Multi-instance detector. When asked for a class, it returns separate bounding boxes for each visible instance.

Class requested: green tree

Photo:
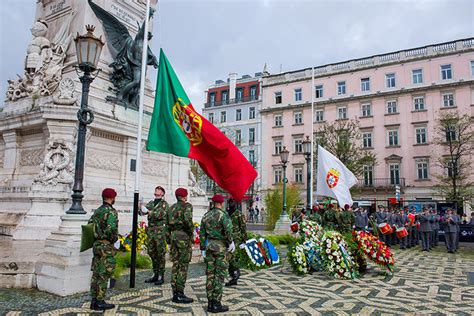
[433,111,473,212]
[315,119,376,178]
[264,183,302,230]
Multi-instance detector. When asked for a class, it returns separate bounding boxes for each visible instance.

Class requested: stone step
[0,212,26,237]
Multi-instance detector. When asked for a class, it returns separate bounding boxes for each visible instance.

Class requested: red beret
[175,188,188,197]
[102,188,117,199]
[344,204,350,210]
[155,186,165,194]
[211,194,225,203]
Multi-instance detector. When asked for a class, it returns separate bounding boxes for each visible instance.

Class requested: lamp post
[274,146,290,231]
[302,136,312,213]
[67,25,104,214]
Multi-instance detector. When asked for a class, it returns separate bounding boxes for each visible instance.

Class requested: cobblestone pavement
[1,244,474,315]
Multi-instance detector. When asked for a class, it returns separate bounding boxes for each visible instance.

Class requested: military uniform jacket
[229,210,248,245]
[88,202,119,244]
[443,215,459,233]
[375,211,387,224]
[433,214,440,230]
[199,207,233,252]
[418,214,432,232]
[354,211,368,229]
[167,200,194,241]
[145,199,169,234]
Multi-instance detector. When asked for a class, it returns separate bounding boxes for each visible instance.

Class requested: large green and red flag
[147,49,257,201]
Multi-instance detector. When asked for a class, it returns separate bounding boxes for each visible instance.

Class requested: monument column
[3,130,19,175]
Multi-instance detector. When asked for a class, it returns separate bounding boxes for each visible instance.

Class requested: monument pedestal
[273,213,291,235]
[36,214,93,296]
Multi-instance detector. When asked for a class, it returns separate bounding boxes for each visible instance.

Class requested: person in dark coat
[418,209,432,251]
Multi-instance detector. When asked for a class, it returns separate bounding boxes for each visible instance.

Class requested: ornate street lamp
[302,136,312,213]
[279,146,290,222]
[67,25,104,214]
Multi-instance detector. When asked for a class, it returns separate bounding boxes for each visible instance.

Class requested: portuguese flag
[147,49,257,201]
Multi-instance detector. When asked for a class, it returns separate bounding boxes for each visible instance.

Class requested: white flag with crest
[316,145,358,207]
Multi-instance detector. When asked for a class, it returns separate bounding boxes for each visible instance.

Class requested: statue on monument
[88,0,158,109]
[5,13,75,102]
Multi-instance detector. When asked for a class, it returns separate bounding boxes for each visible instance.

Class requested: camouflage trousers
[205,250,228,302]
[227,251,239,273]
[147,231,167,275]
[90,241,116,300]
[170,232,192,292]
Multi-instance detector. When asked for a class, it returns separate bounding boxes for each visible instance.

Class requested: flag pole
[310,66,315,207]
[130,0,151,288]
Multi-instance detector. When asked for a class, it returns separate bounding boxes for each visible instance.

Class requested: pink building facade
[261,38,474,207]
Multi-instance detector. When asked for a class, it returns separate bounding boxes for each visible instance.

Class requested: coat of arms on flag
[244,238,280,267]
[326,168,341,189]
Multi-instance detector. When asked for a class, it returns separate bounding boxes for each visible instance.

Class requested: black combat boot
[90,299,115,311]
[207,300,214,312]
[154,274,164,285]
[145,274,158,283]
[234,268,241,280]
[209,301,229,313]
[172,291,194,304]
[225,276,237,287]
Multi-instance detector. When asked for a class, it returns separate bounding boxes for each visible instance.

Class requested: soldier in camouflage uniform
[141,185,169,285]
[225,198,247,287]
[200,194,234,313]
[89,188,119,311]
[167,188,194,304]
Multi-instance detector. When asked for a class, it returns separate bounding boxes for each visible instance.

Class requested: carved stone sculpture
[88,0,158,109]
[34,141,74,186]
[5,13,74,102]
[52,78,77,105]
[189,168,206,197]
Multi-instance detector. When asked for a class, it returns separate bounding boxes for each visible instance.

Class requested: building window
[337,106,347,120]
[416,159,429,180]
[275,91,282,104]
[235,129,241,146]
[413,96,425,111]
[314,109,324,122]
[361,103,372,117]
[249,107,256,119]
[209,93,216,106]
[386,73,396,88]
[249,128,255,145]
[412,69,423,84]
[445,126,457,142]
[236,109,242,121]
[315,85,324,98]
[274,140,283,155]
[362,132,372,148]
[415,127,427,144]
[361,78,370,91]
[250,86,257,100]
[236,88,243,102]
[295,88,302,102]
[337,81,346,95]
[363,165,374,186]
[274,168,283,183]
[294,167,303,183]
[388,129,399,146]
[471,61,474,76]
[208,113,214,124]
[442,92,455,107]
[446,159,458,178]
[220,111,226,123]
[248,150,255,166]
[294,112,303,124]
[294,137,303,153]
[274,114,282,127]
[221,91,228,104]
[387,100,398,114]
[441,64,452,80]
[390,164,401,185]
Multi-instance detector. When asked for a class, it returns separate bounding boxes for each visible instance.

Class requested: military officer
[200,194,234,313]
[225,198,247,287]
[167,188,194,304]
[141,185,169,285]
[444,209,458,253]
[418,209,432,251]
[89,188,119,311]
[375,206,387,243]
[433,210,440,247]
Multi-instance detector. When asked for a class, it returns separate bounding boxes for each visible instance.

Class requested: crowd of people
[290,204,470,254]
[247,205,264,223]
[87,186,247,313]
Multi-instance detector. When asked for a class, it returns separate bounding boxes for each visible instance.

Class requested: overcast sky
[1,0,473,112]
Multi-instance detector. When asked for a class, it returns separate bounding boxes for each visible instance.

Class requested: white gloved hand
[239,243,246,249]
[113,240,121,250]
[227,241,235,253]
[201,250,206,258]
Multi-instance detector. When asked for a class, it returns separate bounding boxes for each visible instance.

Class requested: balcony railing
[204,95,260,108]
[356,177,405,188]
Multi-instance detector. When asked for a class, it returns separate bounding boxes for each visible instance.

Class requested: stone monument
[0,0,208,294]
